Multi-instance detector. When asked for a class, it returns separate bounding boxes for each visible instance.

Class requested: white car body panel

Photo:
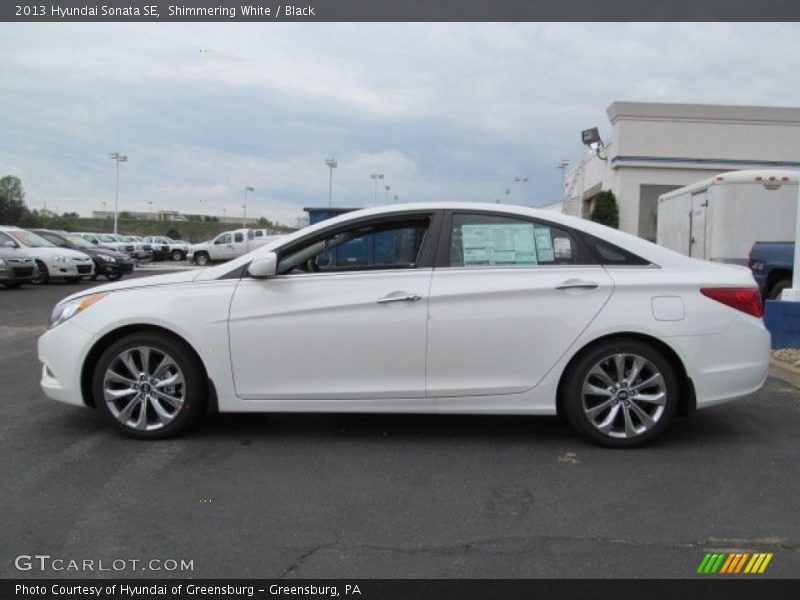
[37,202,770,420]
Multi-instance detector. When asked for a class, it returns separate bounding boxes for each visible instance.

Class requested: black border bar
[4,579,800,600]
[4,0,800,22]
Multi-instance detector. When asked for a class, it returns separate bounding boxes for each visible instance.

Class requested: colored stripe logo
[697,552,773,574]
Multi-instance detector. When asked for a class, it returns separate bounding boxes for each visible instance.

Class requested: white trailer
[657,169,799,264]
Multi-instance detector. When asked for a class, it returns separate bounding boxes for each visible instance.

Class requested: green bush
[589,190,619,229]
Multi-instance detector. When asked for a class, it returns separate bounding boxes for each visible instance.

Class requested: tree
[166,227,182,240]
[119,211,133,220]
[589,190,620,229]
[0,175,35,226]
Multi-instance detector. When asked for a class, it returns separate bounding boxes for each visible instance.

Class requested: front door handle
[555,280,599,290]
[377,293,422,304]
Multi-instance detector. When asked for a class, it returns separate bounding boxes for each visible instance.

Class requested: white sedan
[38,203,769,447]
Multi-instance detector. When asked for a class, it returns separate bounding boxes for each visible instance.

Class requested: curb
[769,357,800,389]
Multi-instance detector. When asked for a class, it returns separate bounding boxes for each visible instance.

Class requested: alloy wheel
[581,353,667,439]
[102,346,186,431]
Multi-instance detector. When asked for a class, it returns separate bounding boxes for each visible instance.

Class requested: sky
[2,22,800,226]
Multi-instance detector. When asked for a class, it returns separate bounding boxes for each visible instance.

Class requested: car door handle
[377,293,422,304]
[555,280,599,290]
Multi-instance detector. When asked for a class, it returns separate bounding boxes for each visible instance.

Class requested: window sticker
[534,227,555,262]
[554,236,573,259]
[461,223,537,266]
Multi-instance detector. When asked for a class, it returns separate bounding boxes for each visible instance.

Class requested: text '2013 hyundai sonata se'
[38,203,770,447]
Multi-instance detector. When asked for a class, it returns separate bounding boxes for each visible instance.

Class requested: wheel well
[80,324,212,409]
[766,269,792,294]
[555,333,696,418]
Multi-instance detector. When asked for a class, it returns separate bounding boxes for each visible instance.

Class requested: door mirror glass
[248,252,278,279]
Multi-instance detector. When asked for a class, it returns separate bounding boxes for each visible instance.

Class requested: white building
[563,101,800,241]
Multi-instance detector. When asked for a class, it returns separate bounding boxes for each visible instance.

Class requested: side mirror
[248,252,278,279]
[2,240,17,248]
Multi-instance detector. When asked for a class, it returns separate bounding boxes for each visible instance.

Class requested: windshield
[63,234,95,248]
[8,230,56,248]
[97,234,117,242]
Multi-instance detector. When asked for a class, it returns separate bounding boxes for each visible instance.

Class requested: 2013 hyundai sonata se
[38,203,770,447]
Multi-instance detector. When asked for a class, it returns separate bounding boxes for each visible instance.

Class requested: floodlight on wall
[581,127,608,160]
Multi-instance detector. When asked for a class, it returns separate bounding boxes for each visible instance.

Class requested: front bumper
[95,259,135,275]
[0,264,38,283]
[39,321,94,407]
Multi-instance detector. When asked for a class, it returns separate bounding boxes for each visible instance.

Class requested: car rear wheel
[171,249,185,261]
[32,261,49,284]
[194,252,210,266]
[92,332,206,439]
[562,339,679,448]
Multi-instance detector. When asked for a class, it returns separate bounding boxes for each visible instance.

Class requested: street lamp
[504,188,511,203]
[108,152,128,234]
[558,159,570,193]
[148,200,153,220]
[325,158,338,208]
[514,176,529,204]
[370,173,384,206]
[393,194,399,203]
[384,184,391,205]
[243,186,254,229]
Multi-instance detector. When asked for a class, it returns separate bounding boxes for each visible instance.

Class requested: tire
[3,282,22,289]
[562,339,679,448]
[32,260,49,284]
[769,279,791,301]
[89,274,99,281]
[105,272,123,281]
[194,252,210,266]
[171,249,185,261]
[92,332,207,440]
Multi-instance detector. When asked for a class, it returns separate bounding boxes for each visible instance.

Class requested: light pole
[514,176,529,204]
[558,159,570,195]
[384,184,391,204]
[222,207,227,221]
[370,173,384,206]
[325,158,338,208]
[243,186,254,229]
[148,200,153,219]
[108,152,128,234]
[393,194,399,203]
[504,188,511,203]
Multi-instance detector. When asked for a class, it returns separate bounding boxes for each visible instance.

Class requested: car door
[211,233,235,260]
[426,211,614,399]
[228,212,440,401]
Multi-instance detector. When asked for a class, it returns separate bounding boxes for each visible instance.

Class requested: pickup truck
[748,241,794,300]
[188,228,283,266]
[143,236,190,261]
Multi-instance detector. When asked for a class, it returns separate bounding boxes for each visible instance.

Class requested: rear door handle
[555,280,599,290]
[377,293,422,304]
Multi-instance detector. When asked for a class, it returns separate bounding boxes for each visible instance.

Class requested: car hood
[79,247,132,260]
[22,246,93,260]
[58,269,201,304]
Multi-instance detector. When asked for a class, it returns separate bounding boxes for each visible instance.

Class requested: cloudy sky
[1,22,800,225]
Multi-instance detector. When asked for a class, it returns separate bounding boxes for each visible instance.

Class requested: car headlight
[48,293,107,329]
[98,254,117,263]
[52,255,70,264]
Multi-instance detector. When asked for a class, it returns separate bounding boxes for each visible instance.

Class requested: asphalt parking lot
[1,271,798,579]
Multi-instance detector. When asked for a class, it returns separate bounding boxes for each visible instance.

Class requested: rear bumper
[671,315,770,409]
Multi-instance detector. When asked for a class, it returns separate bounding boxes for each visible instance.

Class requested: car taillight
[701,287,763,318]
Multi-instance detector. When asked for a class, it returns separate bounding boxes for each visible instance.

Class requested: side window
[254,230,263,238]
[0,231,17,246]
[234,232,244,243]
[448,213,578,267]
[215,234,232,245]
[580,234,651,266]
[278,218,430,275]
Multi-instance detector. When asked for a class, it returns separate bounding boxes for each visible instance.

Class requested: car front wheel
[562,339,678,448]
[194,252,210,266]
[171,249,185,261]
[92,332,206,439]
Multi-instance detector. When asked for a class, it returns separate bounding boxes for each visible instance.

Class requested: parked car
[748,241,794,300]
[38,203,769,446]
[76,232,136,257]
[32,229,135,282]
[143,236,190,261]
[188,228,281,265]
[0,243,38,289]
[118,235,153,262]
[0,226,94,283]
